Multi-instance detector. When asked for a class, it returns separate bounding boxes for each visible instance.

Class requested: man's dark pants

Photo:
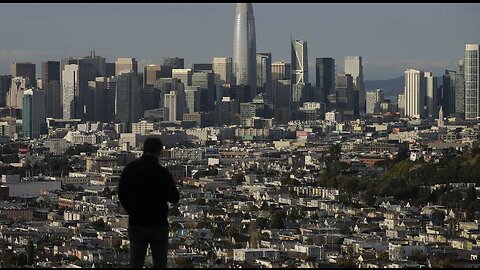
[128,224,169,268]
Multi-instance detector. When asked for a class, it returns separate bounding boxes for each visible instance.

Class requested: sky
[0,3,479,81]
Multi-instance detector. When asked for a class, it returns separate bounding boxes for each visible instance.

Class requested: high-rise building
[163,57,184,69]
[291,40,308,85]
[233,3,256,90]
[366,89,384,114]
[256,53,272,99]
[115,72,141,129]
[88,77,108,122]
[344,56,365,115]
[192,63,213,72]
[212,57,233,85]
[62,64,79,119]
[172,69,193,86]
[22,88,46,139]
[164,91,178,122]
[398,94,405,117]
[464,44,480,120]
[7,77,30,111]
[274,79,292,124]
[0,75,12,107]
[192,71,215,112]
[336,73,355,120]
[272,61,291,81]
[11,63,36,87]
[424,71,438,118]
[116,58,138,76]
[185,86,200,114]
[42,61,60,83]
[61,54,106,120]
[105,62,116,77]
[105,76,117,122]
[215,96,239,126]
[144,64,161,89]
[442,69,465,119]
[404,68,425,119]
[315,58,335,105]
[42,61,62,118]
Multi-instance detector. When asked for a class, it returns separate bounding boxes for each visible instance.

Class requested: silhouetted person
[118,137,180,268]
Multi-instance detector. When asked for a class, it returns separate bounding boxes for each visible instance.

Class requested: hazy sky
[0,3,479,80]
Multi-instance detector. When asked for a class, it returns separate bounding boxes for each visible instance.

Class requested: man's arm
[118,165,132,213]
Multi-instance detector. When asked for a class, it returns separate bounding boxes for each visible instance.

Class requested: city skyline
[0,3,478,81]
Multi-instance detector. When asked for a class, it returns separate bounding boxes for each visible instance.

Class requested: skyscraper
[11,63,36,87]
[0,75,12,107]
[172,69,193,86]
[62,64,79,119]
[404,68,425,119]
[256,53,272,99]
[233,3,256,90]
[344,56,365,115]
[42,61,62,118]
[163,57,184,69]
[424,71,438,118]
[291,40,308,85]
[116,58,138,76]
[315,58,335,106]
[442,69,465,119]
[336,73,355,120]
[22,88,46,139]
[212,57,233,85]
[464,44,480,120]
[144,64,161,89]
[116,72,141,129]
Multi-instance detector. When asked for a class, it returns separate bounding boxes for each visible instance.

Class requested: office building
[42,61,62,118]
[404,69,425,119]
[212,57,233,85]
[315,58,335,105]
[366,89,384,114]
[62,64,79,119]
[116,72,141,129]
[291,39,308,85]
[163,57,184,69]
[192,71,215,112]
[22,88,46,139]
[344,56,365,115]
[164,91,178,122]
[442,69,465,118]
[336,73,355,120]
[424,71,438,118]
[11,63,36,87]
[256,52,272,99]
[465,44,480,120]
[144,64,161,89]
[105,62,116,77]
[116,58,138,76]
[0,75,12,107]
[7,77,30,110]
[233,3,256,90]
[185,86,201,114]
[172,69,193,86]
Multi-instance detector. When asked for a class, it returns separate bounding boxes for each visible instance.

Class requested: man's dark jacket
[118,154,180,226]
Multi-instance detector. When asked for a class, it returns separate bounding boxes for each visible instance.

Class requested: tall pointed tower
[233,3,256,92]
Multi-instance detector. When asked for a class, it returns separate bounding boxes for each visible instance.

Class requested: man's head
[143,137,163,158]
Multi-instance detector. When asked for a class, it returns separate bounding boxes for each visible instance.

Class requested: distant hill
[364,76,404,100]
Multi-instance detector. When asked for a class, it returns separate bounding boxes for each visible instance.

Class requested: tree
[463,186,477,209]
[92,218,106,231]
[431,210,445,226]
[26,239,34,265]
[175,257,194,268]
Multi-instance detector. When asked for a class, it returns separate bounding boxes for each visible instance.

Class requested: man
[118,137,180,268]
